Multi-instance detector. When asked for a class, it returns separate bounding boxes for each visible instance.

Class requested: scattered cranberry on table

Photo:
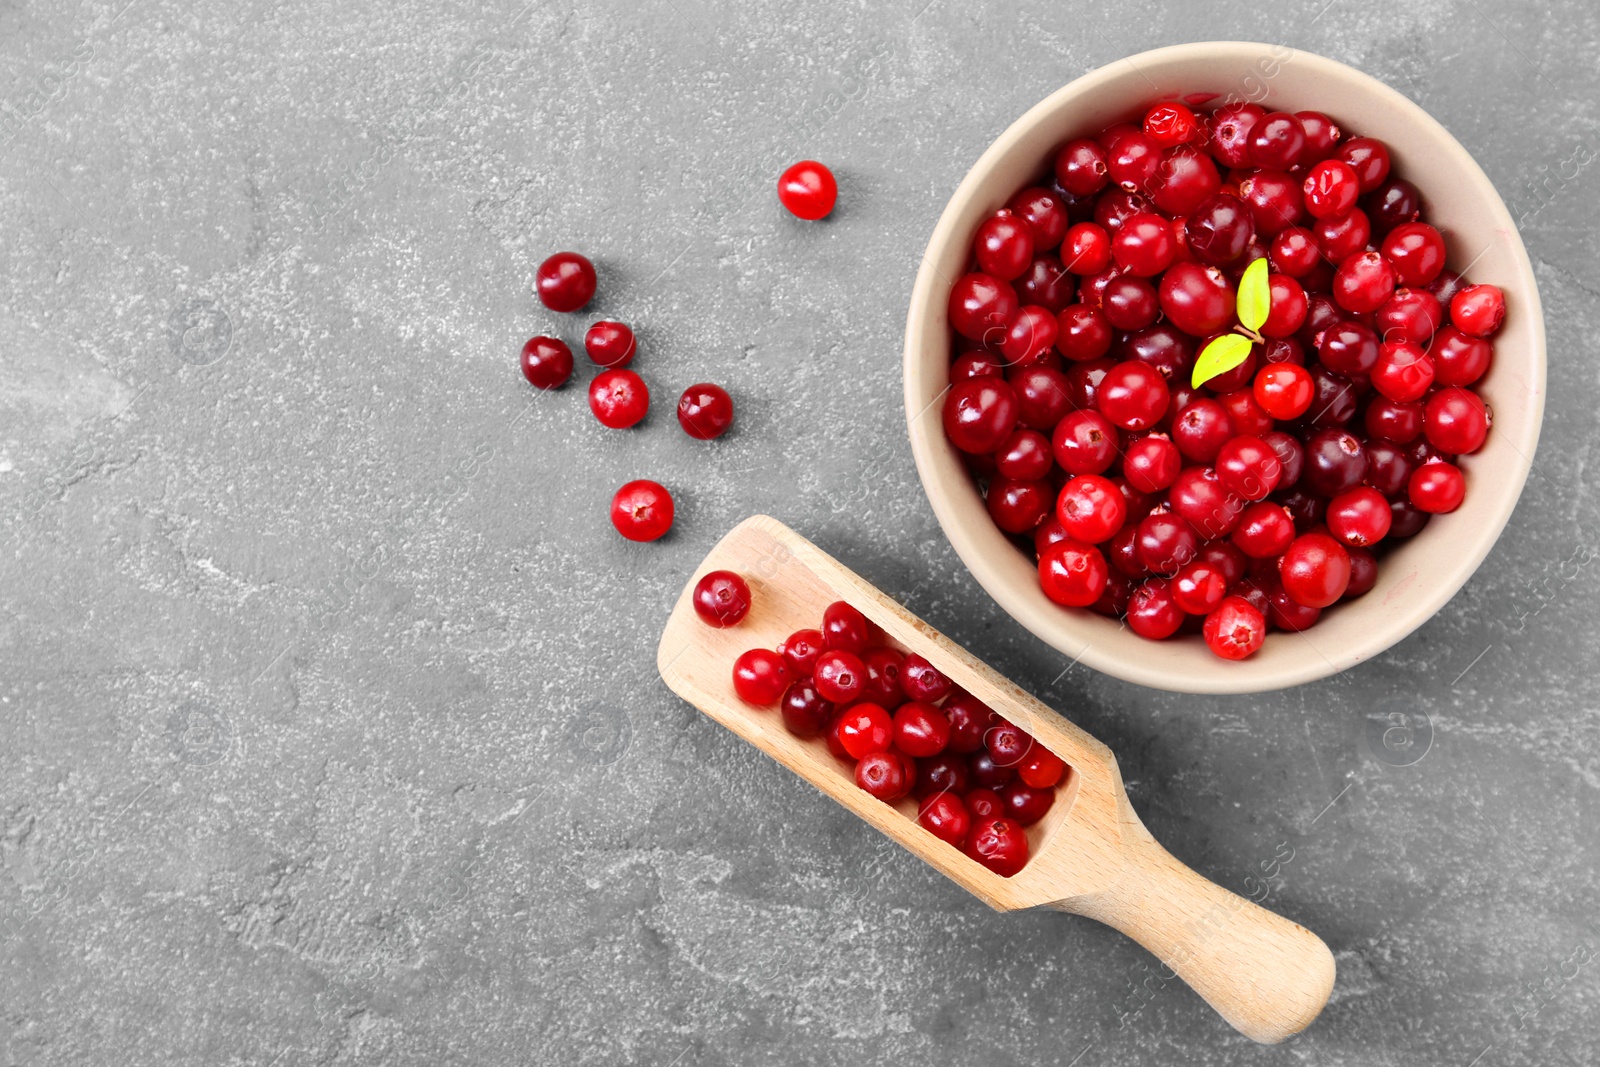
[777,160,838,221]
[727,596,1071,877]
[942,97,1506,660]
[677,383,735,440]
[584,320,637,367]
[589,369,650,429]
[609,479,674,542]
[534,251,597,312]
[519,336,573,390]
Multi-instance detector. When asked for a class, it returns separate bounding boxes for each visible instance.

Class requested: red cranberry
[1306,365,1359,427]
[534,251,597,312]
[732,649,791,705]
[1159,262,1235,335]
[1363,440,1415,497]
[975,209,1036,281]
[964,788,1004,821]
[1196,542,1248,587]
[1314,209,1371,263]
[1426,269,1469,306]
[1254,363,1314,420]
[1327,486,1392,547]
[1249,112,1306,170]
[610,480,674,541]
[968,749,1016,790]
[1136,511,1199,575]
[861,647,905,707]
[918,792,971,845]
[1171,398,1234,463]
[1056,304,1113,361]
[1203,596,1266,660]
[1107,130,1162,191]
[1367,178,1421,234]
[942,378,1018,453]
[1333,252,1397,314]
[1303,160,1360,219]
[776,159,838,219]
[1120,323,1196,381]
[894,702,952,758]
[677,383,734,439]
[1123,434,1182,493]
[1366,397,1424,443]
[590,369,650,429]
[519,336,574,390]
[1007,187,1069,250]
[1451,284,1506,337]
[1409,460,1466,514]
[1265,577,1322,631]
[1337,137,1391,192]
[1233,501,1296,558]
[1304,428,1368,496]
[1144,101,1199,145]
[915,754,971,798]
[1056,474,1126,543]
[987,478,1053,534]
[1318,320,1381,376]
[1429,326,1493,387]
[583,321,636,368]
[1038,538,1108,606]
[1239,170,1305,236]
[1345,547,1379,598]
[1101,276,1161,330]
[1051,410,1119,475]
[1210,102,1265,168]
[1112,213,1177,276]
[1061,223,1113,274]
[1279,532,1351,608]
[1217,436,1283,500]
[822,600,870,653]
[1054,138,1111,197]
[1000,782,1056,827]
[815,650,867,705]
[1171,466,1244,538]
[951,351,1004,381]
[948,273,1019,342]
[1127,577,1185,638]
[1424,387,1490,454]
[996,429,1055,481]
[1184,193,1255,267]
[1390,497,1433,536]
[693,570,751,627]
[942,693,993,754]
[1096,361,1170,430]
[1150,146,1221,216]
[1017,255,1076,311]
[965,816,1030,877]
[1000,305,1060,366]
[901,654,953,703]
[1172,560,1228,615]
[778,629,824,678]
[1270,226,1320,277]
[1018,748,1067,789]
[1372,341,1434,402]
[1260,274,1308,337]
[780,680,833,737]
[1376,289,1444,344]
[837,702,893,758]
[1380,222,1446,287]
[985,721,1035,768]
[855,751,911,801]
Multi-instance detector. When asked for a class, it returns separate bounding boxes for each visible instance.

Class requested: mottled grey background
[2,0,1597,1064]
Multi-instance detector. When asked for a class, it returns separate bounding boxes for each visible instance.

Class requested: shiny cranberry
[1054,138,1110,196]
[1019,748,1067,789]
[780,680,833,737]
[1279,532,1351,608]
[1254,363,1313,421]
[891,702,950,759]
[1055,304,1113,361]
[951,350,1004,381]
[1007,187,1069,250]
[992,429,1052,481]
[855,751,911,801]
[610,480,674,541]
[1056,474,1126,543]
[534,251,596,311]
[732,649,791,705]
[1304,429,1368,496]
[975,210,1035,281]
[1298,293,1342,348]
[1345,547,1379,598]
[1265,577,1322,631]
[1452,284,1506,337]
[777,160,837,219]
[1229,577,1272,616]
[1184,193,1254,267]
[1239,170,1305,236]
[1143,101,1199,144]
[778,629,824,678]
[1376,289,1444,344]
[1016,255,1076,312]
[1327,486,1392,547]
[1200,596,1265,660]
[1170,559,1227,615]
[1108,130,1162,191]
[1136,511,1199,576]
[1150,146,1221,216]
[519,336,574,389]
[1102,276,1161,331]
[1063,356,1115,410]
[1296,110,1342,159]
[1429,325,1493,387]
[589,369,650,429]
[1261,430,1305,486]
[1096,361,1170,430]
[1303,159,1359,219]
[1337,137,1391,192]
[1061,223,1112,275]
[918,792,971,845]
[1248,112,1305,169]
[1256,273,1306,339]
[1317,320,1380,377]
[815,650,867,705]
[1365,397,1424,443]
[1426,269,1469,306]
[999,305,1060,366]
[942,378,1018,453]
[583,321,636,368]
[1171,466,1244,538]
[968,749,1016,790]
[985,721,1035,769]
[1278,486,1327,531]
[1425,387,1490,454]
[1051,410,1119,475]
[1038,538,1109,607]
[1270,225,1320,277]
[1389,497,1432,537]
[964,788,1004,822]
[1232,501,1295,558]
[987,478,1052,534]
[1409,460,1466,513]
[1111,213,1176,276]
[1363,440,1415,497]
[915,754,970,798]
[693,570,751,627]
[860,647,905,707]
[1367,178,1422,234]
[1307,365,1359,427]
[1216,436,1283,500]
[936,694,988,756]
[1372,341,1434,402]
[1159,262,1235,335]
[900,654,952,704]
[965,816,1030,876]
[1123,433,1182,493]
[1314,209,1371,263]
[1379,222,1446,288]
[1120,324,1196,382]
[1000,781,1055,826]
[1333,252,1397,314]
[1210,102,1265,167]
[1171,398,1234,463]
[1008,365,1073,430]
[822,600,870,653]
[837,702,893,758]
[1127,577,1185,638]
[949,273,1019,342]
[1095,189,1154,234]
[672,382,732,439]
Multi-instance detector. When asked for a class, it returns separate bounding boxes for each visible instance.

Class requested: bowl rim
[903,41,1547,694]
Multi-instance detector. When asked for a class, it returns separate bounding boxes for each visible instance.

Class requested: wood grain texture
[657,515,1334,1043]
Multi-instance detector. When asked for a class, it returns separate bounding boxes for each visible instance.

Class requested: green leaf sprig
[1191,258,1271,389]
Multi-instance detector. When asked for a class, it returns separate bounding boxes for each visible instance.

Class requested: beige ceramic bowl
[905,42,1546,694]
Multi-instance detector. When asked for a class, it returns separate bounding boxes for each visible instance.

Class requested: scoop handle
[1059,819,1335,1044]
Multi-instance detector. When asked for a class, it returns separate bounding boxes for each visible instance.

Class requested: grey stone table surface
[2,0,1597,1064]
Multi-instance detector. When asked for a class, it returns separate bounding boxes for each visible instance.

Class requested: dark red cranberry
[861,647,906,707]
[942,693,993,754]
[1380,222,1446,288]
[1345,547,1379,598]
[1363,440,1415,497]
[948,273,1019,342]
[1136,511,1199,576]
[778,629,824,679]
[855,751,911,801]
[821,601,870,653]
[1232,501,1296,558]
[918,792,972,845]
[1119,323,1196,382]
[1426,269,1469,306]
[535,251,597,311]
[1306,365,1359,427]
[965,816,1030,877]
[677,383,734,439]
[1055,304,1113,361]
[975,209,1035,281]
[1127,577,1185,638]
[1054,138,1111,196]
[985,721,1035,768]
[610,480,673,541]
[1171,466,1244,539]
[693,570,752,627]
[1389,497,1431,538]
[1337,137,1391,192]
[1367,178,1422,234]
[1428,326,1493,387]
[1184,193,1255,267]
[520,336,574,389]
[964,788,1004,821]
[1265,577,1322,631]
[1276,487,1327,531]
[900,654,953,704]
[1262,430,1306,485]
[1000,305,1060,366]
[1107,130,1162,192]
[1000,781,1056,826]
[1364,397,1424,443]
[777,160,838,220]
[1017,255,1076,311]
[780,680,833,737]
[995,429,1055,481]
[968,749,1016,790]
[1249,112,1306,170]
[1239,170,1305,236]
[987,477,1053,533]
[1318,321,1381,376]
[915,754,971,798]
[1007,187,1069,250]
[1313,209,1371,263]
[1296,110,1342,160]
[951,350,1004,381]
[1035,518,1073,558]
[1159,262,1234,335]
[1111,213,1177,276]
[942,378,1018,453]
[1008,365,1073,430]
[1101,276,1161,330]
[1171,398,1234,463]
[732,648,791,705]
[583,321,636,368]
[1304,428,1368,496]
[1279,532,1351,608]
[894,702,952,758]
[1270,226,1320,277]
[1051,410,1119,475]
[1093,189,1154,234]
[1149,146,1221,216]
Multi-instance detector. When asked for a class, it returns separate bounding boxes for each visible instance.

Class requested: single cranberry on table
[692,570,752,627]
[919,792,972,845]
[610,480,674,541]
[855,751,911,802]
[583,320,636,367]
[589,369,650,429]
[519,336,573,390]
[732,649,790,705]
[677,383,734,439]
[777,160,837,220]
[534,251,596,312]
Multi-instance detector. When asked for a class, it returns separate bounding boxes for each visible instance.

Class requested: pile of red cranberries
[522,250,738,542]
[703,573,1069,878]
[942,99,1504,660]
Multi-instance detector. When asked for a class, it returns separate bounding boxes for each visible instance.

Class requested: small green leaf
[1237,257,1271,333]
[1192,333,1254,389]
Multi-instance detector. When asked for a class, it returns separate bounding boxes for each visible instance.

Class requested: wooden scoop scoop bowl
[656,516,1335,1043]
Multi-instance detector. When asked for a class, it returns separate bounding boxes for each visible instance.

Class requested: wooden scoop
[656,515,1335,1043]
